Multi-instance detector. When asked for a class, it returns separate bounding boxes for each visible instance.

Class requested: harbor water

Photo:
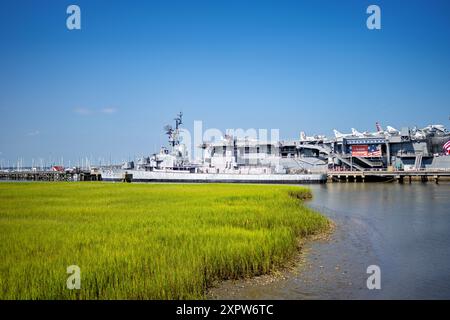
[211,182,450,299]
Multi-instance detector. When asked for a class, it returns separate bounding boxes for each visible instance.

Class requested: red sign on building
[351,145,368,157]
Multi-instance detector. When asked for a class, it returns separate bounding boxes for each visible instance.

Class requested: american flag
[444,140,450,155]
[368,144,381,157]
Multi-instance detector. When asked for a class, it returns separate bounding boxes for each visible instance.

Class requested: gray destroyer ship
[101,113,326,183]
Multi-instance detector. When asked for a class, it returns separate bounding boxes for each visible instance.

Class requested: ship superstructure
[134,112,198,172]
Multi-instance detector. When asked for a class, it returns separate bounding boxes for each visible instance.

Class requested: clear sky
[1,0,450,166]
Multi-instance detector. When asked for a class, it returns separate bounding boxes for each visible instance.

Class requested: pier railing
[327,169,450,183]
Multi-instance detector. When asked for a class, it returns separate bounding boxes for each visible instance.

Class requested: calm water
[212,182,450,299]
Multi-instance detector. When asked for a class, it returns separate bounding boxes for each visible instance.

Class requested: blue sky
[1,0,450,166]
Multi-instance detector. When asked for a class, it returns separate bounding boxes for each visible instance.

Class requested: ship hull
[100,169,327,184]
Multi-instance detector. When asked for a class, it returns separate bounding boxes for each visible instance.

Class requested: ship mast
[164,112,183,149]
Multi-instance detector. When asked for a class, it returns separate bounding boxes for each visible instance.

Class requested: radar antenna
[175,112,183,130]
[164,112,183,147]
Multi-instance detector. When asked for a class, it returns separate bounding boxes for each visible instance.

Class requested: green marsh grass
[0,182,329,299]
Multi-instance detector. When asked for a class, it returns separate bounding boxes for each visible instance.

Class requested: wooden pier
[328,170,450,183]
[1,169,449,184]
[0,171,102,182]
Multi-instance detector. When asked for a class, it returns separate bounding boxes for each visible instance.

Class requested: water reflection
[212,182,450,299]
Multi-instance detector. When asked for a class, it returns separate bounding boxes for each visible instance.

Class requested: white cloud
[26,130,40,136]
[74,107,93,115]
[100,107,117,114]
[73,107,118,115]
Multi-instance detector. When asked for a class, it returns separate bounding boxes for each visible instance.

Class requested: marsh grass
[0,182,329,299]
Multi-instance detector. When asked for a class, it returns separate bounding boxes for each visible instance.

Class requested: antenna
[376,122,382,132]
[175,112,183,129]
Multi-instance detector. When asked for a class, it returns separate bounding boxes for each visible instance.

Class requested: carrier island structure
[98,113,450,183]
